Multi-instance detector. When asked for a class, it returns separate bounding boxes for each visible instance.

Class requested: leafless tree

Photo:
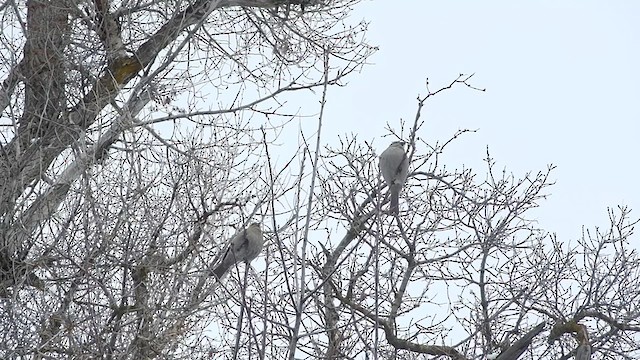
[1,1,639,359]
[0,0,373,358]
[303,76,640,359]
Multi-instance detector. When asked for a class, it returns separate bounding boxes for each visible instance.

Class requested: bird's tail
[389,184,401,214]
[211,263,230,279]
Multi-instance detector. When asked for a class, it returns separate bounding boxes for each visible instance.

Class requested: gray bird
[575,343,591,360]
[211,222,264,279]
[379,141,409,213]
[575,324,591,360]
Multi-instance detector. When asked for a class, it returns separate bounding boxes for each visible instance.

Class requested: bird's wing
[244,226,264,261]
[211,231,246,278]
[380,145,403,184]
[232,230,250,253]
[393,149,408,181]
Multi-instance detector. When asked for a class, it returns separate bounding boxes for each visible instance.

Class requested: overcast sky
[318,1,640,245]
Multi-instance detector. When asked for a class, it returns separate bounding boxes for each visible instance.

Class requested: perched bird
[575,324,591,360]
[211,222,264,279]
[379,141,409,213]
[547,320,592,360]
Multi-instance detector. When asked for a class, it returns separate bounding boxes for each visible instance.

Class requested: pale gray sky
[321,1,640,244]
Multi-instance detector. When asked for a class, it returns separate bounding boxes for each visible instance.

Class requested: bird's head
[391,140,406,148]
[249,222,262,230]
